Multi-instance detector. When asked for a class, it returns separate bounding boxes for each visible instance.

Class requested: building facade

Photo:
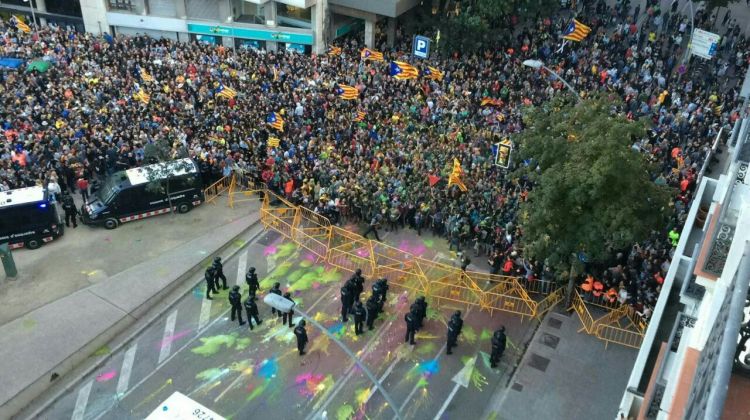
[27,0,422,54]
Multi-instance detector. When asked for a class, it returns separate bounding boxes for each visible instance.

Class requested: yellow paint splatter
[355,387,371,407]
[309,333,331,355]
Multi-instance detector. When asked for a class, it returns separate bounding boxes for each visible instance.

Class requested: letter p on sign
[413,35,430,59]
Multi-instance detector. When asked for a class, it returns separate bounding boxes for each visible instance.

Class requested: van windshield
[96,171,128,204]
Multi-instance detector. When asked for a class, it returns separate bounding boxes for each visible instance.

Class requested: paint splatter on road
[96,370,117,382]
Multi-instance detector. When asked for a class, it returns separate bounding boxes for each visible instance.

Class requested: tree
[513,95,673,295]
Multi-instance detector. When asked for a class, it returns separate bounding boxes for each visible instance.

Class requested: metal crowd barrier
[220,174,646,346]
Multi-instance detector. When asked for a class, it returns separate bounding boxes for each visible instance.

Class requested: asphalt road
[39,229,529,420]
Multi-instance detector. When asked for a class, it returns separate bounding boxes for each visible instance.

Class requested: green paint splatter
[480,351,493,370]
[336,403,355,420]
[274,243,298,259]
[462,326,477,344]
[487,411,499,420]
[196,367,227,381]
[422,239,434,248]
[287,268,306,282]
[355,387,371,407]
[22,319,37,329]
[299,260,313,268]
[233,239,246,248]
[246,380,269,401]
[319,268,342,284]
[416,342,436,355]
[235,337,251,350]
[416,377,429,388]
[192,334,236,356]
[426,307,442,321]
[93,346,110,357]
[470,368,488,390]
[480,328,492,341]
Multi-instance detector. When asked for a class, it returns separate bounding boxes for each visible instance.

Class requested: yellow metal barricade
[570,290,595,334]
[595,324,644,349]
[534,287,565,320]
[203,176,232,204]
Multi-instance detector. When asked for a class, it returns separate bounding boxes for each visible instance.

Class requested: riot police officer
[294,320,309,356]
[282,292,295,328]
[412,296,427,331]
[244,296,262,330]
[353,300,366,335]
[404,310,418,345]
[372,278,389,311]
[350,269,365,301]
[246,267,260,300]
[204,266,217,300]
[269,282,282,316]
[365,295,379,330]
[490,326,507,368]
[446,311,463,355]
[340,282,354,322]
[62,194,79,228]
[228,285,245,326]
[212,257,228,290]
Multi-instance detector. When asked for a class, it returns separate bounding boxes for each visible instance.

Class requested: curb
[11,213,265,420]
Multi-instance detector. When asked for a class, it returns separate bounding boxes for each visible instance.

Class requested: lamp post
[23,0,37,33]
[263,293,404,420]
[522,59,582,103]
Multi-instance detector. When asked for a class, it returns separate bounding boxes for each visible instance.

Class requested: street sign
[412,35,430,59]
[690,29,721,60]
[146,391,225,420]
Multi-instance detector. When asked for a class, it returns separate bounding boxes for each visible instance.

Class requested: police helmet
[232,285,240,291]
[417,296,425,302]
[214,256,221,263]
[274,281,281,288]
[355,268,362,276]
[454,310,462,318]
[298,319,306,327]
[498,325,506,333]
[284,292,291,298]
[249,267,256,273]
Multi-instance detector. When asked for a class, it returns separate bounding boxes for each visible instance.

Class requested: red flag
[428,175,441,187]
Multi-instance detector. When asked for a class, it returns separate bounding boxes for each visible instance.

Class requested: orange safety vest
[592,281,604,297]
[581,276,594,292]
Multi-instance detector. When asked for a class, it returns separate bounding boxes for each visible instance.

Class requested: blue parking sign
[413,35,430,59]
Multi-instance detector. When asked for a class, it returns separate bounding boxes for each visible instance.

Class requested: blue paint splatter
[257,358,279,379]
[192,286,204,300]
[417,360,440,378]
[327,322,345,338]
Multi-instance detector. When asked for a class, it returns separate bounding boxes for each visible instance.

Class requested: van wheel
[104,218,119,230]
[26,239,42,250]
[177,202,191,214]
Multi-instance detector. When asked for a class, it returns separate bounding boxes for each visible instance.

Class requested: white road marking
[158,310,178,364]
[433,356,476,420]
[116,343,138,396]
[70,380,93,420]
[362,352,403,405]
[198,296,212,331]
[237,249,247,287]
[396,343,448,418]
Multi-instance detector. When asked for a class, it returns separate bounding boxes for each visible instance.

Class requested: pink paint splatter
[158,329,192,349]
[303,252,316,262]
[312,282,321,290]
[263,245,278,256]
[295,373,325,397]
[355,248,370,258]
[96,370,117,382]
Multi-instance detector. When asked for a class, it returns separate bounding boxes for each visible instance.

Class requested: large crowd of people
[1,0,748,319]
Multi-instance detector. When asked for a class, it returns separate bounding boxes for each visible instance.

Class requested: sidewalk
[0,204,261,419]
[484,308,638,420]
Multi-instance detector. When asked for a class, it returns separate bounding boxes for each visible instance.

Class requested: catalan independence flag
[360,48,384,61]
[354,111,366,122]
[389,61,419,80]
[447,158,467,192]
[328,46,342,56]
[267,112,285,131]
[215,84,237,100]
[267,137,281,148]
[133,87,150,104]
[480,97,504,107]
[335,84,359,100]
[140,67,155,83]
[562,19,592,42]
[13,16,31,34]
[423,66,444,81]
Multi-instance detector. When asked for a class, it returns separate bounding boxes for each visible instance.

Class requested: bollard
[0,243,18,278]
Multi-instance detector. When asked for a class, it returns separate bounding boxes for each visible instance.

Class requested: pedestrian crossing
[116,344,138,397]
[158,310,178,364]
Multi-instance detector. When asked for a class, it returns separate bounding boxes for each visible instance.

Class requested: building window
[108,0,134,12]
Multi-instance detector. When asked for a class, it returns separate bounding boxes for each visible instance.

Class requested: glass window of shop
[277,4,310,29]
[236,1,265,25]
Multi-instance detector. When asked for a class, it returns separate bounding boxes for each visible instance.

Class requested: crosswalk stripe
[158,310,178,364]
[116,343,138,396]
[71,380,93,420]
[237,249,247,287]
[198,296,212,330]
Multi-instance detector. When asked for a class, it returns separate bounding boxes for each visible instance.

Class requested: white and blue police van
[0,186,63,249]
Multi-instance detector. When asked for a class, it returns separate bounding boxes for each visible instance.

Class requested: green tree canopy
[514,95,673,273]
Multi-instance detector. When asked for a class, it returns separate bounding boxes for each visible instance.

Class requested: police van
[81,158,204,229]
[0,186,64,249]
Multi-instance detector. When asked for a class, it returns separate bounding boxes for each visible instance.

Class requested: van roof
[125,158,198,186]
[0,186,46,209]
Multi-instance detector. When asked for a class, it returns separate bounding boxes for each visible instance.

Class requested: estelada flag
[389,61,419,80]
[423,66,444,81]
[447,158,467,191]
[268,137,280,147]
[13,16,31,34]
[335,84,359,100]
[267,112,285,131]
[360,48,384,61]
[481,97,504,107]
[354,111,366,122]
[562,19,592,42]
[328,46,342,56]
